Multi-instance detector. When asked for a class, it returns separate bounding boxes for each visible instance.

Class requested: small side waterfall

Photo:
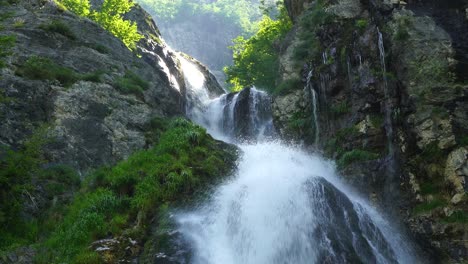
[377,28,394,155]
[162,52,420,264]
[306,69,319,145]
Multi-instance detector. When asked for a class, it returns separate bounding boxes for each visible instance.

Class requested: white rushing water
[172,52,419,264]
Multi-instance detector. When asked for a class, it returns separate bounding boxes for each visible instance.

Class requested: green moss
[420,141,445,163]
[337,149,380,168]
[39,20,76,40]
[419,181,441,195]
[335,126,359,142]
[458,135,468,146]
[114,70,150,95]
[413,198,447,214]
[89,43,109,54]
[369,114,384,128]
[16,56,104,87]
[443,210,468,223]
[0,35,15,68]
[16,56,78,86]
[355,18,369,32]
[330,101,350,116]
[81,70,105,83]
[273,77,302,96]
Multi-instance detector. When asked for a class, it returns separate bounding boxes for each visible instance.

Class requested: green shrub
[0,35,15,68]
[337,149,379,167]
[17,56,104,86]
[0,126,50,251]
[355,19,368,31]
[443,210,468,223]
[81,70,105,83]
[16,56,79,86]
[114,70,150,95]
[90,43,109,54]
[273,77,302,96]
[413,198,447,214]
[224,4,292,92]
[40,20,76,40]
[330,101,350,116]
[292,0,333,63]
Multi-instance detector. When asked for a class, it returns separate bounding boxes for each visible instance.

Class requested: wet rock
[91,236,141,263]
[445,147,468,194]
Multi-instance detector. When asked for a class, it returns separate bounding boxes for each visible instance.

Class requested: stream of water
[171,54,418,264]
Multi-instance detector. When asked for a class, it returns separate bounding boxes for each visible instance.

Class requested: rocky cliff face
[273,0,468,261]
[0,0,212,173]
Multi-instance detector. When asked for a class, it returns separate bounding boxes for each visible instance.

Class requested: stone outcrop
[0,0,194,173]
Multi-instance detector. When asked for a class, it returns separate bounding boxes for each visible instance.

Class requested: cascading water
[170,51,419,264]
[306,69,319,145]
[377,28,394,154]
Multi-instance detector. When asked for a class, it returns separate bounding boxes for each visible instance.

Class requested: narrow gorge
[0,0,466,263]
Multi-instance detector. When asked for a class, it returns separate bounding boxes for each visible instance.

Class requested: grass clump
[16,56,78,86]
[114,70,150,95]
[355,19,368,31]
[39,20,76,40]
[330,101,350,116]
[16,56,104,87]
[413,198,447,214]
[0,35,15,68]
[41,117,237,262]
[292,0,333,63]
[273,77,302,96]
[443,210,468,223]
[337,149,379,168]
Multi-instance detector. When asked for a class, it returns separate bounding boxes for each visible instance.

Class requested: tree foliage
[57,0,142,50]
[137,0,269,35]
[224,4,291,92]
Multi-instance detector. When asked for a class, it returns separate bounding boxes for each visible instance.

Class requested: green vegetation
[392,15,411,42]
[413,198,447,214]
[292,0,333,63]
[0,118,236,262]
[0,126,79,254]
[31,118,236,262]
[114,70,149,95]
[0,34,15,68]
[224,4,291,92]
[56,0,142,50]
[39,20,76,40]
[16,56,78,86]
[272,77,302,95]
[337,149,380,168]
[330,101,350,116]
[16,56,104,87]
[92,0,143,50]
[355,19,368,31]
[444,210,468,223]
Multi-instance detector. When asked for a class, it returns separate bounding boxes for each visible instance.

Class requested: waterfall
[306,69,319,145]
[176,143,416,264]
[165,55,420,264]
[377,28,394,155]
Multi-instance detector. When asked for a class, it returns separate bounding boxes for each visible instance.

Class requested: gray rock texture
[0,0,197,173]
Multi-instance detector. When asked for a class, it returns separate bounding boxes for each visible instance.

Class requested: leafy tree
[57,0,142,50]
[224,4,291,92]
[60,0,91,17]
